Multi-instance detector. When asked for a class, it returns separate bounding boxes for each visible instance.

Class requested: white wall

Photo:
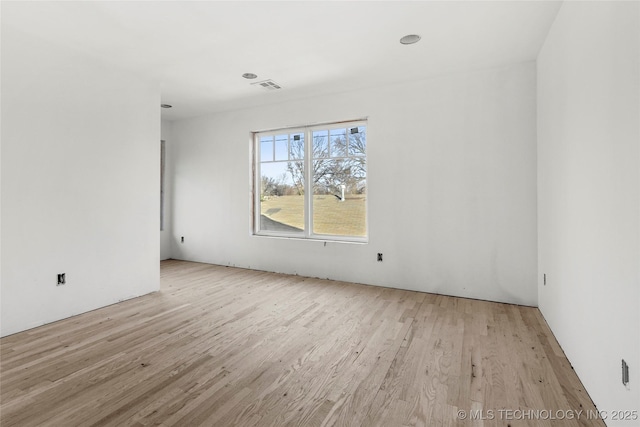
[0,26,160,336]
[171,62,538,306]
[161,120,173,260]
[538,1,640,421]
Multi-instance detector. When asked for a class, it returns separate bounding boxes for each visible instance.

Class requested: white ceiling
[3,1,563,120]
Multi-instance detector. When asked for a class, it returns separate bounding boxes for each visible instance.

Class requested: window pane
[312,157,366,237]
[274,134,288,161]
[260,136,273,162]
[289,133,304,160]
[330,128,347,157]
[348,126,366,156]
[259,161,305,233]
[312,130,328,158]
[160,140,165,231]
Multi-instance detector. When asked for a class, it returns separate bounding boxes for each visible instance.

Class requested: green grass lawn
[261,194,366,236]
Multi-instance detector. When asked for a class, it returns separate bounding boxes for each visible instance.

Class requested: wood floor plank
[1,260,605,427]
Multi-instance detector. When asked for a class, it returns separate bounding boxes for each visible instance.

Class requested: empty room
[1,1,638,426]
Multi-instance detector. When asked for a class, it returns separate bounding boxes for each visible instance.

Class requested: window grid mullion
[304,128,313,237]
[272,135,276,161]
[346,130,350,156]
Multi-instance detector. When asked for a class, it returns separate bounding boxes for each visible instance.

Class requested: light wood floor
[1,260,603,427]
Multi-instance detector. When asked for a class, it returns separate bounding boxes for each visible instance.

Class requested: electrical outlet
[622,359,629,386]
[544,273,546,286]
[377,253,383,262]
[57,273,66,286]
[181,236,184,243]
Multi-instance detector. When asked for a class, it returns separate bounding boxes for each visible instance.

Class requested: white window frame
[253,120,368,243]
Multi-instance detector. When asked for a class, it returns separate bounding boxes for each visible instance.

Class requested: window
[254,120,367,241]
[160,140,166,231]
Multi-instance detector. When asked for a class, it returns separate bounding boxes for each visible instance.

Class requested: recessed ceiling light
[400,34,421,45]
[161,104,172,109]
[242,73,258,79]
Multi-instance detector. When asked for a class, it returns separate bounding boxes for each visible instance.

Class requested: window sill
[252,233,368,245]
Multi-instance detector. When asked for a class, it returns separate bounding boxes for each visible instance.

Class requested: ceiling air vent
[251,79,282,91]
